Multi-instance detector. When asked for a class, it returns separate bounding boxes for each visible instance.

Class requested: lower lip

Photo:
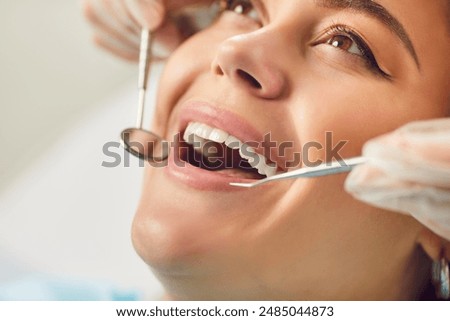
[164,147,259,192]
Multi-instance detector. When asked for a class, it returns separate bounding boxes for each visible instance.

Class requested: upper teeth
[183,122,278,178]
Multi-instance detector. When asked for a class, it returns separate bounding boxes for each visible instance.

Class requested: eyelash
[322,25,390,78]
[217,0,390,79]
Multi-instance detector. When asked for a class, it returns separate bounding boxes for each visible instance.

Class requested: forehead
[376,0,449,63]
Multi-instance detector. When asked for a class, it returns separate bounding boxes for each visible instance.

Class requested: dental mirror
[120,29,169,162]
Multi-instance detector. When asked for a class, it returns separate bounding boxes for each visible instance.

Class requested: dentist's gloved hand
[345,118,450,241]
[82,0,216,61]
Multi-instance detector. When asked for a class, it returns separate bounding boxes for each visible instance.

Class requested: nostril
[236,69,262,90]
[214,64,225,76]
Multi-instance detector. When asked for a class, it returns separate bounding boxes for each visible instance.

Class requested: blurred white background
[0,0,134,186]
[0,0,164,299]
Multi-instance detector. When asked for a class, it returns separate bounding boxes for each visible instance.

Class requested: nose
[211,32,287,100]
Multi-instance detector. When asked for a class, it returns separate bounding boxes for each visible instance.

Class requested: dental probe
[230,156,367,188]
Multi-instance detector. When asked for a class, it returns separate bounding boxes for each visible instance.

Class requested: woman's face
[132,0,450,300]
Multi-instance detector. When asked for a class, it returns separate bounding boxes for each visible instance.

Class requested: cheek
[152,30,219,135]
[289,77,441,162]
[152,19,256,135]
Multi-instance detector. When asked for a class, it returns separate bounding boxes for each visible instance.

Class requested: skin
[131,0,450,300]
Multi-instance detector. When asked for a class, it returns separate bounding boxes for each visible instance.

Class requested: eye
[327,35,363,56]
[320,25,391,79]
[219,0,260,23]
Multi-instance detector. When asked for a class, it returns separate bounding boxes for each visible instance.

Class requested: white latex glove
[81,0,217,61]
[345,118,450,241]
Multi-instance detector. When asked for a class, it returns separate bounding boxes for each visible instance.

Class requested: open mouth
[178,122,279,180]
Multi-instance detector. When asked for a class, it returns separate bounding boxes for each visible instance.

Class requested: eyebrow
[315,0,420,69]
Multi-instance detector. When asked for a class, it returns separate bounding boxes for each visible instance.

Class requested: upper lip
[175,99,288,172]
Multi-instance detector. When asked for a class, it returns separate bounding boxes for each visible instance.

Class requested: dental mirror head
[120,29,169,162]
[120,128,168,162]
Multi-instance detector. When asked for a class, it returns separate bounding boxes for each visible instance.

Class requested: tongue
[181,140,265,179]
[215,168,263,180]
[198,143,264,179]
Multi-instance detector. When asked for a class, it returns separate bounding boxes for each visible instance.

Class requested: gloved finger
[123,0,214,56]
[93,35,168,62]
[392,118,450,164]
[89,22,140,53]
[345,164,450,240]
[83,0,131,36]
[92,20,181,62]
[93,35,140,62]
[359,119,450,188]
[345,163,450,211]
[165,0,215,11]
[124,0,165,30]
[104,0,141,35]
[83,0,141,49]
[345,118,450,241]
[119,0,214,34]
[93,34,168,62]
[84,0,218,63]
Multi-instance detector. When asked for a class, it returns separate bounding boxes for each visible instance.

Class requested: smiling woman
[83,0,450,300]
